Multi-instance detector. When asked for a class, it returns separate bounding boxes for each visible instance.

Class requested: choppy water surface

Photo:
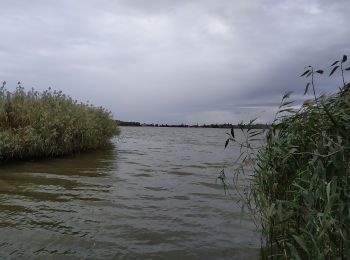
[0,127,260,259]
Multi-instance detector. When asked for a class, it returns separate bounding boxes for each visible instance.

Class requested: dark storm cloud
[0,0,349,124]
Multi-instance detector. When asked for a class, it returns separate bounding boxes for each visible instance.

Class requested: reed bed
[255,86,350,259]
[223,57,350,259]
[0,83,119,162]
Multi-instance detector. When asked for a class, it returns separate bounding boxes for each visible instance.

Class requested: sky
[0,0,349,124]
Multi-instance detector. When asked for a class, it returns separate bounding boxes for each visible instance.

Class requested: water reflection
[0,145,118,256]
[0,128,260,259]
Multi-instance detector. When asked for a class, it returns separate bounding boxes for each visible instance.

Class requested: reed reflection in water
[0,127,260,259]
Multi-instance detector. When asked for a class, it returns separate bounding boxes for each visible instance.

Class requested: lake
[0,126,260,259]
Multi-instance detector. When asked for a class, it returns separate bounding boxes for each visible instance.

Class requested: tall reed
[222,56,350,259]
[0,83,119,162]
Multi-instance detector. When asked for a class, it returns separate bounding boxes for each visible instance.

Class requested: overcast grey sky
[0,0,349,124]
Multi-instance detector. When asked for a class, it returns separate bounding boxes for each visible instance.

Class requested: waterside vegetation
[117,120,269,129]
[0,83,119,162]
[223,56,350,259]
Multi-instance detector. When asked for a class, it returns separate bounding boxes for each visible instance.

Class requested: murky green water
[0,127,260,259]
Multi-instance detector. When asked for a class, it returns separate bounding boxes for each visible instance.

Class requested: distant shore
[116,120,270,129]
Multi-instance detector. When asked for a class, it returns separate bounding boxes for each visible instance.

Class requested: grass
[222,57,350,259]
[0,83,119,162]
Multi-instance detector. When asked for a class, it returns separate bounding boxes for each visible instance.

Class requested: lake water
[0,127,260,259]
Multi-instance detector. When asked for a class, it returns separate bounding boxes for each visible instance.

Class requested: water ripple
[0,127,260,259]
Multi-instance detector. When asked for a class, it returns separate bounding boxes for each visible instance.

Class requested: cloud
[0,0,349,124]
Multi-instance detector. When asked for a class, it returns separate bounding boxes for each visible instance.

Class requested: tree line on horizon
[116,120,269,129]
